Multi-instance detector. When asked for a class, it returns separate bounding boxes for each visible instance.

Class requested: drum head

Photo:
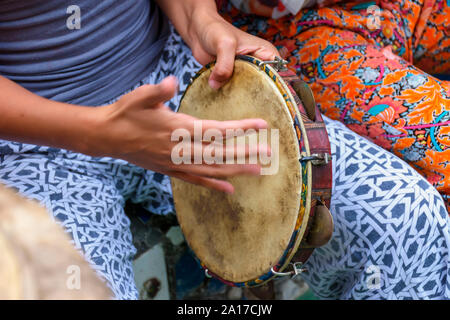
[172,60,302,283]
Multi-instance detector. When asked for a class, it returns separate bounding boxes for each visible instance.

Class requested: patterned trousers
[218,0,450,210]
[0,28,448,299]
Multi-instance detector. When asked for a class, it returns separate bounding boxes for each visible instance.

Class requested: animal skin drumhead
[171,60,302,283]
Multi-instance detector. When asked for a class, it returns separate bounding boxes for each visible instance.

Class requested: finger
[203,141,272,162]
[192,50,215,67]
[169,171,235,194]
[170,114,269,140]
[253,47,280,61]
[201,118,269,137]
[209,36,237,90]
[235,31,281,61]
[222,142,272,162]
[134,76,178,108]
[237,45,279,60]
[173,163,262,179]
[174,141,271,163]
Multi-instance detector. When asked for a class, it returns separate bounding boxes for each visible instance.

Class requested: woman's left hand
[156,0,280,90]
[186,7,280,89]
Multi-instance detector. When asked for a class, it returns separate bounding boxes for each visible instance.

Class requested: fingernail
[224,184,235,194]
[209,79,222,90]
[161,76,179,91]
[257,120,268,129]
[250,165,262,175]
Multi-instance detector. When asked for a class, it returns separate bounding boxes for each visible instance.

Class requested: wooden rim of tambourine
[172,55,318,287]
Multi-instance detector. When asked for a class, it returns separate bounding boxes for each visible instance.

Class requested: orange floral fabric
[218,0,450,210]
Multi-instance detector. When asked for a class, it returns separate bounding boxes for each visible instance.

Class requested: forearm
[0,76,100,155]
[155,0,220,48]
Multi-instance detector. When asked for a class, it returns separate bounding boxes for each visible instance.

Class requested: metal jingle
[299,153,331,166]
[304,204,334,248]
[292,81,317,121]
[270,262,308,279]
[261,56,288,72]
[204,269,213,279]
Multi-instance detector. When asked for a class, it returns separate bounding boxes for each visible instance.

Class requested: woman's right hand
[91,76,270,194]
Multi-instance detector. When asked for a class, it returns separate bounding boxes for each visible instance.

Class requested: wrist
[71,105,111,157]
[157,0,221,48]
[187,3,223,47]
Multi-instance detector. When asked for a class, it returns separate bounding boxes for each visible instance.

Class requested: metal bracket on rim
[261,56,288,72]
[300,153,331,166]
[271,262,307,279]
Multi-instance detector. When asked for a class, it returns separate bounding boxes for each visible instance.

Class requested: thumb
[137,76,178,108]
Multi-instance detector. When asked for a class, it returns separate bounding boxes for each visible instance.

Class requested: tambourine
[171,55,333,287]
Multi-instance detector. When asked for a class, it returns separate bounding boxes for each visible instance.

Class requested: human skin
[0,0,279,194]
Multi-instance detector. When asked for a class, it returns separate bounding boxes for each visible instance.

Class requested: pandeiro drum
[171,56,333,287]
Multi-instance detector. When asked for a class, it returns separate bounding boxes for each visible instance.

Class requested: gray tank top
[0,0,170,106]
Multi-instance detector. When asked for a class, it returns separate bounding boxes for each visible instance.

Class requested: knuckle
[213,65,232,79]
[219,36,237,48]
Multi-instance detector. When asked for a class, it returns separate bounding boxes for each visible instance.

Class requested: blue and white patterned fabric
[304,117,449,299]
[0,28,200,300]
[0,28,448,300]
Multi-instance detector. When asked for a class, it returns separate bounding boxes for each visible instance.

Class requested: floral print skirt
[218,0,450,211]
